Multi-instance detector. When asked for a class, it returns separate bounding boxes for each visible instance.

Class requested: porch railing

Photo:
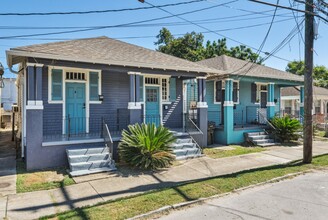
[208,110,222,127]
[234,110,244,127]
[43,109,130,141]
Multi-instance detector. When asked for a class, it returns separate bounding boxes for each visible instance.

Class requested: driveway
[159,170,328,220]
[0,130,16,197]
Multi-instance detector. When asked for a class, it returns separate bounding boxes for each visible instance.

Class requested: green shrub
[118,123,176,170]
[270,116,302,142]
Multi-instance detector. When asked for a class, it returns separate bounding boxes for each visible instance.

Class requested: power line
[0,0,206,16]
[0,12,296,30]
[0,0,238,40]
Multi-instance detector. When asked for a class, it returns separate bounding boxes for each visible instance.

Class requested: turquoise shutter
[169,78,176,101]
[51,69,63,101]
[90,71,99,101]
[215,81,222,103]
[139,75,144,102]
[233,82,238,102]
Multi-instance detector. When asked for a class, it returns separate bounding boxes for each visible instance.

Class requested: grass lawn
[41,154,328,220]
[16,160,75,193]
[203,146,266,159]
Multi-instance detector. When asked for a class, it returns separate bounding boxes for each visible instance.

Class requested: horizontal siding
[163,77,183,128]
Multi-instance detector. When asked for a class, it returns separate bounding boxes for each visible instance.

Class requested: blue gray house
[189,55,304,146]
[6,37,219,173]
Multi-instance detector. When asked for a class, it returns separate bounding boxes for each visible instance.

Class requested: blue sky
[1,0,327,77]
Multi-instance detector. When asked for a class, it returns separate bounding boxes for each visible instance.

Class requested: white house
[0,78,17,128]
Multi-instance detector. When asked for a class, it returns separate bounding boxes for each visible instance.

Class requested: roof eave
[7,49,219,75]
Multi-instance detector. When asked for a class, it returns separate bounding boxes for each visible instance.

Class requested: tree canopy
[286,60,328,88]
[155,28,261,63]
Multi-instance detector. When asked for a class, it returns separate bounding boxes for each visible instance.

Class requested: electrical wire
[0,0,206,16]
[0,0,238,40]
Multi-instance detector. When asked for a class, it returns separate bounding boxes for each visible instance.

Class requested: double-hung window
[214,80,239,104]
[50,69,63,102]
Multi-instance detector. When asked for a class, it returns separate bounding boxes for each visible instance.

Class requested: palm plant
[270,116,302,142]
[118,123,176,170]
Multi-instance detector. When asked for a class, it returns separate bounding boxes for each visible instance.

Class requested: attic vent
[66,72,86,81]
[145,77,159,85]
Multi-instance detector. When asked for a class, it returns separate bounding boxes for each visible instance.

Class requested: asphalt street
[159,170,328,220]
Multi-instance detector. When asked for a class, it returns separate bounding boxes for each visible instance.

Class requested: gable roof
[6,36,221,75]
[196,55,304,82]
[281,86,328,97]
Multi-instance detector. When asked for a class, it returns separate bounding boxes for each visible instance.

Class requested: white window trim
[255,82,268,104]
[140,73,173,125]
[47,65,102,135]
[213,80,239,104]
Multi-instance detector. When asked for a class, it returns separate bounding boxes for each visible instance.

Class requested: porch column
[196,77,208,146]
[128,72,142,124]
[25,63,44,170]
[300,86,304,117]
[224,78,234,145]
[267,83,275,119]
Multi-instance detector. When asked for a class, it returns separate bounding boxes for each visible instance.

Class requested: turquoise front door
[66,83,86,134]
[145,86,160,126]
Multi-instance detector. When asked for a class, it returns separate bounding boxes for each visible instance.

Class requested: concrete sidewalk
[2,141,328,220]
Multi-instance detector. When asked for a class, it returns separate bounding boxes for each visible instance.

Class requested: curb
[128,170,311,220]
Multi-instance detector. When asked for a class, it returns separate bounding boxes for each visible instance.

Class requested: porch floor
[215,124,268,130]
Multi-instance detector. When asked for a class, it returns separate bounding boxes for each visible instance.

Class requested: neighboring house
[281,86,328,122]
[0,78,17,128]
[6,36,219,171]
[189,55,304,145]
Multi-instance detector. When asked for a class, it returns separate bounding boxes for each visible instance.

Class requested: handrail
[102,119,113,159]
[258,110,276,131]
[184,113,203,152]
[186,115,203,135]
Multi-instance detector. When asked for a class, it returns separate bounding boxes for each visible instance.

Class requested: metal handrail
[102,119,113,159]
[184,113,203,152]
[257,110,276,131]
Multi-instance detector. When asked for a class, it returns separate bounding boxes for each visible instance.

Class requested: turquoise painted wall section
[214,128,264,145]
[206,80,221,126]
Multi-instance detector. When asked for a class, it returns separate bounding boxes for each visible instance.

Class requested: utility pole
[303,0,314,163]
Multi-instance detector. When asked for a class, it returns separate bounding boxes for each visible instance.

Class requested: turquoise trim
[51,69,63,101]
[139,75,144,102]
[89,71,99,101]
[169,78,176,101]
[66,83,86,134]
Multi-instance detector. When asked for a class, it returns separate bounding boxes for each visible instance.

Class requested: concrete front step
[67,147,109,156]
[175,138,193,144]
[70,166,117,177]
[173,148,201,158]
[252,139,275,145]
[170,142,196,150]
[68,152,110,163]
[248,135,270,141]
[247,131,267,136]
[70,160,115,172]
[257,142,278,147]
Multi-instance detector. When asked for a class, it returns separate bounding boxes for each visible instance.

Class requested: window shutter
[251,83,257,103]
[169,78,176,101]
[139,75,144,102]
[233,82,238,103]
[89,71,99,101]
[215,81,222,103]
[51,69,62,101]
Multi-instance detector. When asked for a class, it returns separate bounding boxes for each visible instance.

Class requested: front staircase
[244,131,278,147]
[66,146,116,177]
[170,131,202,160]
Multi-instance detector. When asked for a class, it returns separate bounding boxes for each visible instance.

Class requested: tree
[286,60,328,88]
[155,28,261,63]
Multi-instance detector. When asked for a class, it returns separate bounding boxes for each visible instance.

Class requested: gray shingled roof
[7,36,221,75]
[197,55,304,82]
[281,86,328,97]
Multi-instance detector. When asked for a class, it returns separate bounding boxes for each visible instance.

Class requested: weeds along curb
[128,170,312,220]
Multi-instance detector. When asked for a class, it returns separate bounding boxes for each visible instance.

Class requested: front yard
[203,146,266,159]
[40,154,328,220]
[16,160,75,193]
